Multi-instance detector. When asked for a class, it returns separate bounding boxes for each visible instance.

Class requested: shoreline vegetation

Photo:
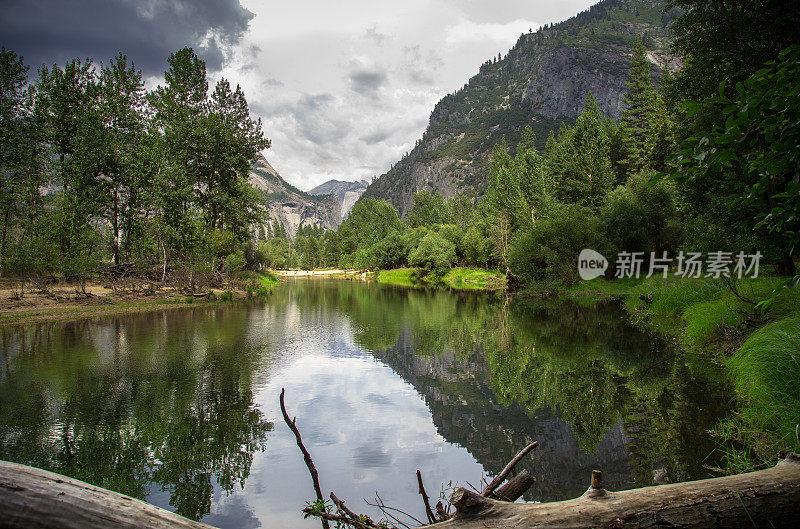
[0,271,281,326]
[558,274,800,471]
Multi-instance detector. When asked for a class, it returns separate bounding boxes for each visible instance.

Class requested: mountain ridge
[309,179,369,219]
[248,154,341,237]
[361,0,680,216]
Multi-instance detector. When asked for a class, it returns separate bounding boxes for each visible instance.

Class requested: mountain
[248,154,341,237]
[361,0,681,216]
[308,179,369,219]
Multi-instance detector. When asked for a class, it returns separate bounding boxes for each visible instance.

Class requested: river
[0,278,732,528]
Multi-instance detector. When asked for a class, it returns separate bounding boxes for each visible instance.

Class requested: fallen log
[432,453,800,528]
[0,460,215,529]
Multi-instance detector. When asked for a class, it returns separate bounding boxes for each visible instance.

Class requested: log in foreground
[432,453,800,529]
[0,460,215,529]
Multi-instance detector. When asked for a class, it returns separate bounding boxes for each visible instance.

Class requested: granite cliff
[361,0,681,216]
[248,154,341,237]
[309,179,369,219]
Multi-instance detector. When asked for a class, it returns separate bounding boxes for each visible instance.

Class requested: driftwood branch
[366,493,422,528]
[433,453,800,528]
[417,469,437,523]
[492,469,535,502]
[0,461,215,529]
[280,388,330,529]
[482,440,538,497]
[330,492,377,529]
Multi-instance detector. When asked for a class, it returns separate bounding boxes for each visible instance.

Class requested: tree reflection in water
[0,309,272,521]
[0,280,733,520]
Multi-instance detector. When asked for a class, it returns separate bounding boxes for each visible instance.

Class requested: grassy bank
[0,271,281,326]
[559,275,800,470]
[374,267,507,291]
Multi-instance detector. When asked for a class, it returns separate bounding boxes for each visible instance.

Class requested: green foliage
[338,198,401,256]
[1,45,269,282]
[509,205,609,284]
[675,46,800,277]
[670,0,800,111]
[406,190,448,228]
[617,38,660,174]
[601,171,683,256]
[408,230,457,276]
[547,93,616,210]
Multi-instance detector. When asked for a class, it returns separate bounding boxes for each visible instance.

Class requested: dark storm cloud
[0,0,253,74]
[348,68,387,95]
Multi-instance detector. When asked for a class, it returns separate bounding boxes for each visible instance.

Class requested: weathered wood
[483,441,539,498]
[280,388,330,529]
[417,469,437,523]
[0,460,215,529]
[492,470,535,502]
[434,453,800,528]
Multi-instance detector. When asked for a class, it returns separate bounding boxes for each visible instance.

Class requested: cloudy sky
[2,0,595,190]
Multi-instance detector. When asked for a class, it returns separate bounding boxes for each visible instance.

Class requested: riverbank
[274,269,365,278]
[546,275,800,472]
[374,267,507,291]
[0,271,281,326]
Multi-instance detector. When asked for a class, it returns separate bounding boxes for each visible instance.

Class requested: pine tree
[618,38,657,175]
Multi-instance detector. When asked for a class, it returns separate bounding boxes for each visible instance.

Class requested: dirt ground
[0,280,245,326]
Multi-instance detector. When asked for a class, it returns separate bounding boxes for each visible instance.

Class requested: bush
[509,205,610,284]
[408,230,457,275]
[461,225,489,267]
[370,230,408,270]
[601,171,682,256]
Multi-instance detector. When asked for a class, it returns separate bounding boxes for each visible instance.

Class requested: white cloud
[444,18,540,48]
[215,1,595,190]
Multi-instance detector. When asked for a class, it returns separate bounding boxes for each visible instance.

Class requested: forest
[1,46,269,289]
[1,0,799,474]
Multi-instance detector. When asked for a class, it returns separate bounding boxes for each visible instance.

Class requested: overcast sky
[2,0,595,190]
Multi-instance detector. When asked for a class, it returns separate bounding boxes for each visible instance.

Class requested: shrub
[601,171,682,257]
[509,205,610,284]
[408,230,457,276]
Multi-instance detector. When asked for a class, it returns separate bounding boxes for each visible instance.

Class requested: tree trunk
[0,460,215,529]
[434,453,800,529]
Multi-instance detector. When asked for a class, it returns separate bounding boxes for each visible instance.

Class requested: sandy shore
[274,269,366,277]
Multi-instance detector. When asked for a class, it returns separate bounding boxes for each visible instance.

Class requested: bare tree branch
[280,388,330,529]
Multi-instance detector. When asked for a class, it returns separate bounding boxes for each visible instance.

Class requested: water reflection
[0,309,272,522]
[0,279,731,528]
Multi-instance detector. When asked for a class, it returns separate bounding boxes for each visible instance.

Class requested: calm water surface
[0,279,732,528]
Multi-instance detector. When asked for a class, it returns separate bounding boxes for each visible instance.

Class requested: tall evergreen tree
[0,48,44,273]
[98,53,147,264]
[618,38,657,175]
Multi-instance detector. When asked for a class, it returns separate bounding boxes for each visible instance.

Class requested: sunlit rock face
[309,179,369,219]
[361,0,680,216]
[248,154,341,237]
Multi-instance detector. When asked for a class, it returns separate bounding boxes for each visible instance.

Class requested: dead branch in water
[279,388,330,529]
[416,470,437,524]
[482,440,538,498]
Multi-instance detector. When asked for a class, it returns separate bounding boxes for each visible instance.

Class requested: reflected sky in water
[0,278,730,528]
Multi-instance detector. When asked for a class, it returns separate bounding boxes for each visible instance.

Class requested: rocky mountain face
[308,179,369,219]
[248,154,341,237]
[362,0,680,216]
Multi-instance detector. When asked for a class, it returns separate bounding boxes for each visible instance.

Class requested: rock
[361,0,680,216]
[249,154,341,237]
